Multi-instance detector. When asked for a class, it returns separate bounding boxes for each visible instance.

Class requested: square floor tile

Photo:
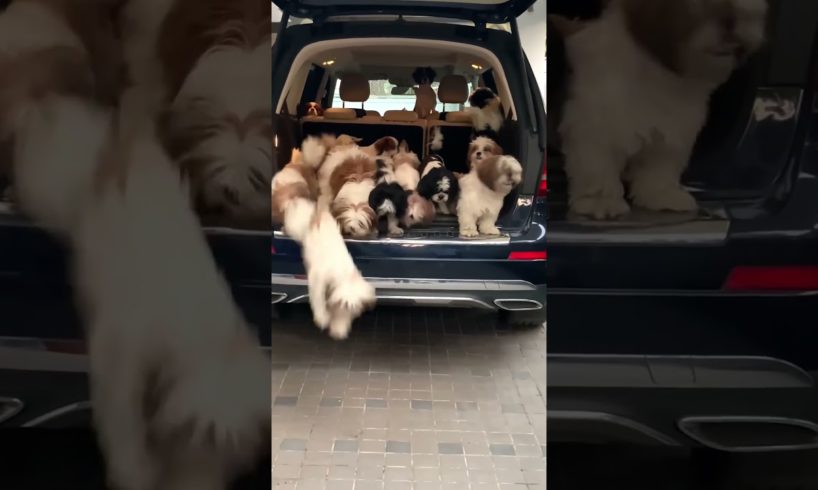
[274,396,298,406]
[385,441,411,453]
[280,439,307,451]
[489,444,516,456]
[411,400,433,411]
[437,443,464,455]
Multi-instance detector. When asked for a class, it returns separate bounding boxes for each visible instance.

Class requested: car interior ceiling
[275,47,522,178]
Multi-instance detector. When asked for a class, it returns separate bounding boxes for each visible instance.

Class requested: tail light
[271,244,276,254]
[723,266,818,291]
[537,157,547,197]
[508,251,547,261]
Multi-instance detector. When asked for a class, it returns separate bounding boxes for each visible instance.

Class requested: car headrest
[438,75,469,104]
[339,73,370,102]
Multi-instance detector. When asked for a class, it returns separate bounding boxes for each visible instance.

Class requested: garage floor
[270,306,546,490]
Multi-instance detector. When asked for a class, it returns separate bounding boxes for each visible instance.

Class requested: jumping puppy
[73,134,271,490]
[272,136,376,339]
[560,0,767,219]
[0,0,122,235]
[457,154,523,238]
[418,154,459,216]
[121,0,272,221]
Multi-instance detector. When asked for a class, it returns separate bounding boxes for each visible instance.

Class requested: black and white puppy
[369,181,409,237]
[467,87,504,140]
[418,154,460,215]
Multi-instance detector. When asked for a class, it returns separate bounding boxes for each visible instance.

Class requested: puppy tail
[300,136,327,169]
[430,127,444,151]
[326,273,376,340]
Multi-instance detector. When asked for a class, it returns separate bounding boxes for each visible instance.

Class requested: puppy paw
[329,274,376,316]
[460,227,479,238]
[313,309,331,330]
[328,314,352,340]
[479,226,501,236]
[570,196,630,220]
[633,188,697,213]
[388,227,405,237]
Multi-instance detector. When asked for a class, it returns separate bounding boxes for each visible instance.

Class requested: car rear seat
[301,73,428,155]
[427,75,475,172]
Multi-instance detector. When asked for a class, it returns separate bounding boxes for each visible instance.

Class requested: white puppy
[73,136,269,490]
[302,208,376,339]
[559,0,767,219]
[457,155,522,238]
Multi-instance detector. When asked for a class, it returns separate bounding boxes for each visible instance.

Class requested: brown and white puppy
[0,0,123,235]
[317,136,397,238]
[560,0,767,219]
[391,139,422,191]
[122,0,272,221]
[467,135,504,169]
[271,145,321,239]
[404,191,436,228]
[457,154,523,238]
[272,136,376,339]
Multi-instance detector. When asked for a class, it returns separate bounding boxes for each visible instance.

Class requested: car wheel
[499,308,546,328]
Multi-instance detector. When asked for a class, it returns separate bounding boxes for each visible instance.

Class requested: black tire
[499,308,547,328]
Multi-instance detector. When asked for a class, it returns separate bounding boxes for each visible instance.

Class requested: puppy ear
[399,140,409,152]
[330,200,348,220]
[493,142,504,155]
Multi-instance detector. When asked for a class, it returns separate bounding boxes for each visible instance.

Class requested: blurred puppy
[404,191,436,227]
[457,155,523,238]
[418,154,459,215]
[466,87,504,139]
[392,139,422,191]
[560,0,767,219]
[368,182,408,237]
[122,0,272,221]
[74,135,270,490]
[317,137,397,238]
[0,0,122,235]
[272,136,376,339]
[467,136,504,169]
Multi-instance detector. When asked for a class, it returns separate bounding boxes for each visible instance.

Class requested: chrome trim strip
[549,410,681,446]
[547,288,818,298]
[494,299,543,311]
[0,345,88,373]
[677,416,818,452]
[0,397,24,424]
[548,354,813,388]
[271,292,287,304]
[273,230,511,245]
[286,294,495,309]
[22,401,92,428]
[271,274,538,291]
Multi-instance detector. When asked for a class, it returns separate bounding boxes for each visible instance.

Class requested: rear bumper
[271,274,545,311]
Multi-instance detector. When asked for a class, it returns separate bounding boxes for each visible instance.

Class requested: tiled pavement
[270,306,546,490]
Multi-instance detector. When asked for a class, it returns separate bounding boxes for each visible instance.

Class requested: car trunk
[272,0,546,255]
[546,0,818,226]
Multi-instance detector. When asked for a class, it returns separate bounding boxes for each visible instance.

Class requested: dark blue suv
[272,0,547,327]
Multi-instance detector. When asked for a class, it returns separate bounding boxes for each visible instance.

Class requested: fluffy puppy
[318,145,379,238]
[74,135,270,490]
[560,0,767,219]
[272,136,376,339]
[359,135,399,159]
[466,87,504,139]
[418,154,459,215]
[404,191,436,227]
[122,0,272,221]
[0,0,122,235]
[412,66,437,119]
[368,182,408,237]
[392,139,422,191]
[302,208,376,339]
[457,155,523,238]
[271,141,323,239]
[467,136,504,169]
